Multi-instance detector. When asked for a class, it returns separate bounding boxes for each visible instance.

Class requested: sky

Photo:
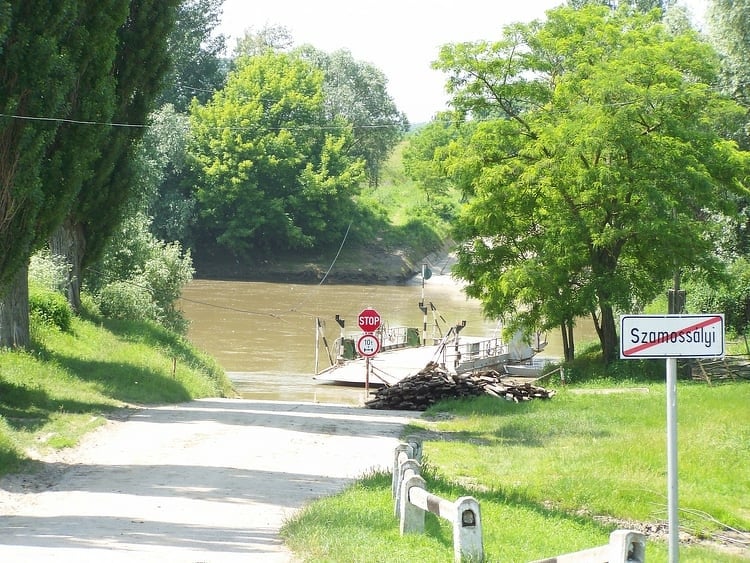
[218,0,708,124]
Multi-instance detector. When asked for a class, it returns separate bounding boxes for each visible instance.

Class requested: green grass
[282,380,750,562]
[0,306,234,475]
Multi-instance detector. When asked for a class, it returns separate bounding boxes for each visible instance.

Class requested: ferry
[313,315,548,387]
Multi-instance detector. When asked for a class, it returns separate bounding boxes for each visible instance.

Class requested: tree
[233,24,294,57]
[156,0,227,112]
[402,117,464,204]
[136,104,193,244]
[708,0,750,111]
[54,0,180,314]
[705,1,750,255]
[188,51,365,258]
[0,1,128,347]
[297,46,408,187]
[436,5,750,363]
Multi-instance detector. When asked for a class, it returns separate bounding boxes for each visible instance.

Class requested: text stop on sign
[358,308,381,332]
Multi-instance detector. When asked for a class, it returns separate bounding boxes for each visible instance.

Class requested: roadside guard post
[620,314,725,563]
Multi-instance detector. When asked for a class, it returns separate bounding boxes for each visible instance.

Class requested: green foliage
[297,46,409,187]
[188,51,366,258]
[74,0,182,270]
[91,212,194,333]
[136,104,195,244]
[0,1,126,289]
[685,257,750,334]
[402,117,464,205]
[97,281,157,324]
[29,284,73,332]
[28,250,72,294]
[436,5,750,364]
[156,0,226,112]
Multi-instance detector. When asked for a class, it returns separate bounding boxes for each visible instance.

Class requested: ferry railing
[433,332,507,371]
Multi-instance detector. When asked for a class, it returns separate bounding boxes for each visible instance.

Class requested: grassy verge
[0,306,234,476]
[281,379,750,562]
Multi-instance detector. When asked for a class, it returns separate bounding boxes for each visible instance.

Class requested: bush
[29,284,73,331]
[686,257,750,335]
[89,212,194,334]
[97,281,157,322]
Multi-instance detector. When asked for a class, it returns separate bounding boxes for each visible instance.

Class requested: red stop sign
[358,308,381,332]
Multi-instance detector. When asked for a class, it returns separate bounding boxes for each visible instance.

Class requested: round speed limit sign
[356,333,380,357]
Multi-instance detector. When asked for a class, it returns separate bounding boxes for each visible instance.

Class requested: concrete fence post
[453,496,483,562]
[394,458,421,516]
[529,529,647,563]
[608,530,646,563]
[392,442,415,498]
[404,435,423,461]
[400,473,426,535]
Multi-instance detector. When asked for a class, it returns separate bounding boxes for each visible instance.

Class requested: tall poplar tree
[53,0,180,312]
[0,1,127,347]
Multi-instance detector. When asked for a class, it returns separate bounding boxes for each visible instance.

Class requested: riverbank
[193,242,456,284]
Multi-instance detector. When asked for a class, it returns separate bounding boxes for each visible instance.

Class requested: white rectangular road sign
[620,314,724,359]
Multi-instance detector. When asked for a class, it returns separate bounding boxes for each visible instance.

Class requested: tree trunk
[0,264,30,348]
[565,318,575,361]
[50,216,85,313]
[560,318,575,362]
[598,303,618,365]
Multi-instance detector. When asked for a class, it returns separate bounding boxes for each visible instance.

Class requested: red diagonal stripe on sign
[623,316,722,356]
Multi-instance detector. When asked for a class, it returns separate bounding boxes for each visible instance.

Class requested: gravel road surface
[0,399,413,562]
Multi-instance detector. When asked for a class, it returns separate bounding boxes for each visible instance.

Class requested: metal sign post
[666,356,679,562]
[357,313,381,396]
[620,314,724,563]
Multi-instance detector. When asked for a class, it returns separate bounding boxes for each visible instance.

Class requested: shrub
[29,284,73,331]
[97,281,157,322]
[89,212,194,334]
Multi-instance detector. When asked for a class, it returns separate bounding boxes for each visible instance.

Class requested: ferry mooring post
[420,264,431,346]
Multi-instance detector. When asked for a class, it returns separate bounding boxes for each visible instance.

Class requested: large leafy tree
[705,0,750,257]
[708,0,750,112]
[0,1,128,346]
[436,5,750,363]
[402,118,465,204]
[188,51,365,258]
[297,47,408,187]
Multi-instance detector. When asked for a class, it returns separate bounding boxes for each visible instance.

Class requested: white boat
[314,319,546,386]
[502,358,556,378]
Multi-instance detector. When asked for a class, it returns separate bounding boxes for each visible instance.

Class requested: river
[179,273,579,403]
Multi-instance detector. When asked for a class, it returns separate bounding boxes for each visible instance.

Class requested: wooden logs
[365,361,556,411]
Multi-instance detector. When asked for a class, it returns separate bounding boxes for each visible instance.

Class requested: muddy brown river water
[179,274,588,404]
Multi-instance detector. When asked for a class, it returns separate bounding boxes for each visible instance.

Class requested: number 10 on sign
[357,333,380,357]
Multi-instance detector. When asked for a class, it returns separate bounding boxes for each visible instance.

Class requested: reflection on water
[180,274,595,401]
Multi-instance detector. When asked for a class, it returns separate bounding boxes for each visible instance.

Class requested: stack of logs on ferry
[365,361,556,411]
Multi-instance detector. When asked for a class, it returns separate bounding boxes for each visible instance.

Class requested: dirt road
[0,399,414,562]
